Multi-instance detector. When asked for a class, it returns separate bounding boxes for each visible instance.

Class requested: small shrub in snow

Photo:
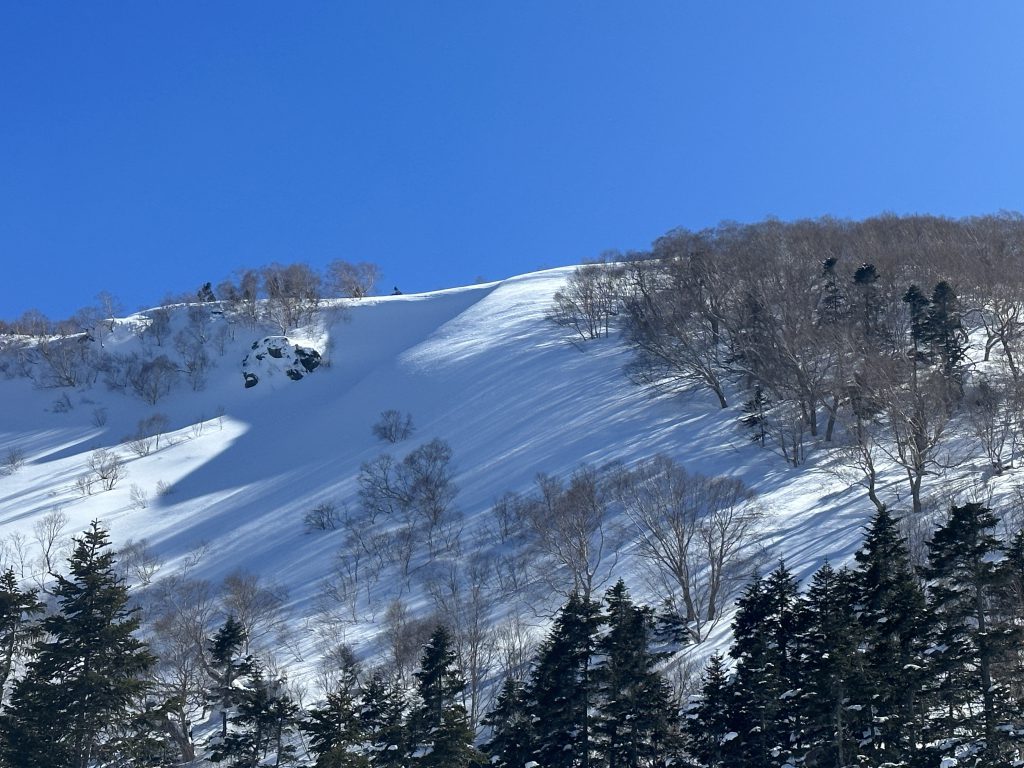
[155,479,173,497]
[2,447,26,475]
[372,410,415,443]
[87,448,125,491]
[304,502,341,532]
[51,393,73,413]
[75,474,95,496]
[91,407,108,427]
[125,436,153,458]
[117,538,162,586]
[129,484,149,510]
[124,414,170,457]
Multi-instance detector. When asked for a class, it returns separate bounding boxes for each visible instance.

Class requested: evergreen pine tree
[902,284,931,356]
[924,281,967,385]
[853,507,929,765]
[408,626,482,768]
[0,567,43,703]
[727,562,801,768]
[1,521,155,768]
[481,677,533,768]
[267,678,301,766]
[593,580,678,768]
[740,386,770,446]
[998,528,1024,712]
[108,697,184,767]
[210,663,300,767]
[686,653,736,768]
[818,257,844,322]
[526,593,604,768]
[793,562,864,768]
[207,614,255,740]
[853,262,881,338]
[359,671,408,768]
[924,502,1020,764]
[305,657,368,768]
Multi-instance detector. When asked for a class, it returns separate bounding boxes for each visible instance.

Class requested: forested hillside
[1,214,1024,766]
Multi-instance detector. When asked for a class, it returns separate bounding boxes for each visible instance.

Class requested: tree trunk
[163,719,196,763]
[909,470,923,517]
[713,385,728,409]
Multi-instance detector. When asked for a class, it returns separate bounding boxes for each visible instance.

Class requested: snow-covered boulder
[241,336,322,388]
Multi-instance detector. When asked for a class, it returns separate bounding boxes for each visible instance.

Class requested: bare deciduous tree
[146,575,218,763]
[95,290,122,340]
[426,555,500,722]
[174,329,211,392]
[879,366,956,516]
[32,333,99,388]
[125,413,170,457]
[372,409,415,443]
[358,438,459,554]
[964,375,1023,475]
[304,501,342,532]
[130,354,179,404]
[128,483,149,510]
[116,538,162,585]
[143,303,173,347]
[493,613,540,683]
[622,249,731,408]
[219,570,290,657]
[327,260,380,299]
[520,466,619,601]
[614,455,764,642]
[358,454,408,524]
[31,507,69,591]
[381,598,437,684]
[835,396,887,513]
[87,448,126,491]
[5,533,32,582]
[74,474,95,497]
[548,260,623,343]
[218,269,262,328]
[261,262,322,332]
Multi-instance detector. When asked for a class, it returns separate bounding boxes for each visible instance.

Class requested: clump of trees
[482,458,763,642]
[686,503,1024,768]
[0,258,380,403]
[304,582,681,768]
[551,214,1024,514]
[547,258,624,343]
[614,455,766,642]
[4,495,1024,767]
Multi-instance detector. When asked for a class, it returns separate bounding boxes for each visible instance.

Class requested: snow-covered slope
[0,268,903,666]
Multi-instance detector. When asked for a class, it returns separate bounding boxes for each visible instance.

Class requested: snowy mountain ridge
[0,266,986,681]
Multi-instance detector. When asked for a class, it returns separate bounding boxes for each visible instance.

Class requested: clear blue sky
[3,3,1023,319]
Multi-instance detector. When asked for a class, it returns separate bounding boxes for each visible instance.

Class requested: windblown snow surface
[0,267,1003,677]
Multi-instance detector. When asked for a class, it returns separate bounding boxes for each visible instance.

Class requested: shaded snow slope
[0,268,905,664]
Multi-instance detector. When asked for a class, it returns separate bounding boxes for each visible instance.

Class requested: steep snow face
[0,267,884,666]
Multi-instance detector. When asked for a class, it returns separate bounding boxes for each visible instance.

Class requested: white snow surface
[0,266,977,674]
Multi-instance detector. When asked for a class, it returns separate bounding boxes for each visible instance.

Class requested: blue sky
[2,3,1023,320]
